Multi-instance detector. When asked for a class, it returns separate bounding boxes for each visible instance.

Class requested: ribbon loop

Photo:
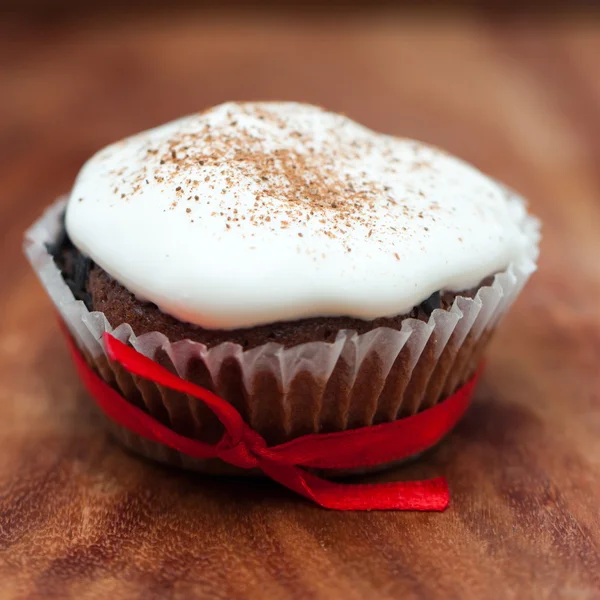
[63,327,481,511]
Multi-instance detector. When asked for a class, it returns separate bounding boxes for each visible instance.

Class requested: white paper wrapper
[24,196,540,475]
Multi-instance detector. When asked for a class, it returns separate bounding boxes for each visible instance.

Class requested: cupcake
[25,102,539,474]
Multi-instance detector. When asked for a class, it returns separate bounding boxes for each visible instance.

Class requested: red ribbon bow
[64,329,480,511]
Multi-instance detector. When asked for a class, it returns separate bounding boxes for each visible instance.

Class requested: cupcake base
[25,198,539,477]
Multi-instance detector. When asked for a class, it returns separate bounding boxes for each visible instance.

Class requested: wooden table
[2,8,600,599]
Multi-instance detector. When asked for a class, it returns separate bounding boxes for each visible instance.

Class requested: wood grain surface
[2,8,600,599]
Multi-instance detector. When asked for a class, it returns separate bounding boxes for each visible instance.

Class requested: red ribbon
[64,329,480,511]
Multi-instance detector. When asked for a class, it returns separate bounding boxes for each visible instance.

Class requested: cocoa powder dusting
[104,104,442,248]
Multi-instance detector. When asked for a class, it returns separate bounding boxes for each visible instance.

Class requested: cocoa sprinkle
[112,104,443,246]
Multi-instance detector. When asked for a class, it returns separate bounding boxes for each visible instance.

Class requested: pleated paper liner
[24,196,539,476]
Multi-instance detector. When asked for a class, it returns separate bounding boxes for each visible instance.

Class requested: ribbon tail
[259,460,450,511]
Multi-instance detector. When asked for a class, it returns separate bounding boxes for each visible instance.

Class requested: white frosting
[66,102,531,329]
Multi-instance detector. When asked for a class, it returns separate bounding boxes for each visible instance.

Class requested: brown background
[2,3,600,599]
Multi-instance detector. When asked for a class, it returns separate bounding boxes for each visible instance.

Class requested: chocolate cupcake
[25,102,540,474]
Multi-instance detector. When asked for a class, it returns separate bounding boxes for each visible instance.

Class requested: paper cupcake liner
[24,196,540,475]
